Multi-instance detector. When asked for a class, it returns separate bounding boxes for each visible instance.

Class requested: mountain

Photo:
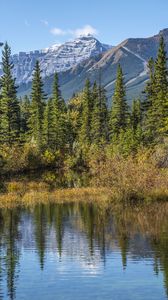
[35,28,168,102]
[0,35,111,85]
[1,29,168,102]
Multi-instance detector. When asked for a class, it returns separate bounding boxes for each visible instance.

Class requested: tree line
[0,36,167,170]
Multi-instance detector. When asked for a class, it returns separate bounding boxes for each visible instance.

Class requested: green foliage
[44,73,67,152]
[144,36,168,142]
[29,60,45,148]
[43,98,55,148]
[20,95,31,142]
[90,82,108,144]
[0,43,20,144]
[109,64,129,139]
[79,79,93,145]
[0,38,168,174]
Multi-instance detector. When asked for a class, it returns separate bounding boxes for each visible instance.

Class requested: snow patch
[0,36,111,85]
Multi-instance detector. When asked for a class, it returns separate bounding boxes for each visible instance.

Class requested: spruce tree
[43,98,55,148]
[50,73,67,151]
[131,99,142,134]
[79,79,92,145]
[20,95,31,142]
[0,42,20,144]
[29,60,45,148]
[144,36,168,141]
[131,99,143,149]
[153,36,168,136]
[109,64,128,139]
[91,82,108,144]
[52,73,66,113]
[143,58,155,112]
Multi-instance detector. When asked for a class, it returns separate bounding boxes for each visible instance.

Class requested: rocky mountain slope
[0,35,111,85]
[1,29,168,102]
[34,28,168,102]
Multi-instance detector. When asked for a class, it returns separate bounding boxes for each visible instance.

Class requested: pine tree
[153,36,168,136]
[99,86,108,140]
[48,73,67,152]
[29,60,45,148]
[91,82,108,144]
[80,79,92,144]
[109,64,128,139]
[131,99,142,134]
[0,42,20,144]
[143,58,155,113]
[52,73,66,113]
[43,98,55,148]
[144,36,168,141]
[131,99,143,150]
[20,95,31,142]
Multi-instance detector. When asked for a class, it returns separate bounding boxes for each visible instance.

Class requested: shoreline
[0,180,168,209]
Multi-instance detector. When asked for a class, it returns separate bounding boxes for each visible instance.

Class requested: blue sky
[0,0,168,54]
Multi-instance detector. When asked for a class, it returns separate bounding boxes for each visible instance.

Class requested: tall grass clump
[90,146,168,202]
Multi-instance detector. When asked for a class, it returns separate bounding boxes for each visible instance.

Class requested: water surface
[0,202,168,299]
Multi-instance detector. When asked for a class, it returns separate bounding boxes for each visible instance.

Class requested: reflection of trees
[76,203,108,262]
[151,232,168,296]
[54,203,66,258]
[111,204,168,297]
[1,208,21,300]
[34,204,47,269]
[1,201,168,299]
[114,213,130,269]
[0,210,4,300]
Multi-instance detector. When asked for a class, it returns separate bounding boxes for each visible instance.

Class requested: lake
[0,201,168,300]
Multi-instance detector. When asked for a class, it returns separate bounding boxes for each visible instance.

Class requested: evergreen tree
[153,36,168,136]
[144,36,168,141]
[91,82,108,144]
[52,73,66,113]
[79,79,92,144]
[109,64,128,139]
[131,99,142,134]
[29,60,45,148]
[20,95,31,142]
[43,98,55,148]
[143,58,155,113]
[131,99,143,150]
[50,73,67,151]
[0,42,20,144]
[67,93,83,142]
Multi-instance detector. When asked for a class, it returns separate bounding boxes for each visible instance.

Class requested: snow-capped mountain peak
[0,35,112,84]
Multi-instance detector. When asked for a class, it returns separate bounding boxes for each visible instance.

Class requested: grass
[0,181,109,209]
[90,148,168,202]
[0,145,168,209]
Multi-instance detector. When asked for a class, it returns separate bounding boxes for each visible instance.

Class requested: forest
[0,36,168,201]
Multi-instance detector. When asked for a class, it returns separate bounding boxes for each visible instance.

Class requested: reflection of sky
[0,210,168,300]
[11,250,166,300]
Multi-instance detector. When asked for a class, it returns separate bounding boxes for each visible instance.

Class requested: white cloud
[41,19,49,26]
[73,25,98,37]
[50,27,66,36]
[50,25,98,38]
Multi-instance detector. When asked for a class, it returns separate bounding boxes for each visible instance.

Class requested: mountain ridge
[0,35,111,85]
[1,29,168,101]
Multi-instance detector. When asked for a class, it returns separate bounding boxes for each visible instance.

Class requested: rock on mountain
[31,28,167,102]
[0,35,111,85]
[1,29,168,102]
[60,28,168,102]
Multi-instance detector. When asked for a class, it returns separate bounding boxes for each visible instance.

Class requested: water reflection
[0,202,168,299]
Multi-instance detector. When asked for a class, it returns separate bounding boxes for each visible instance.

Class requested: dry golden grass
[0,184,109,209]
[91,149,168,202]
[0,146,168,209]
